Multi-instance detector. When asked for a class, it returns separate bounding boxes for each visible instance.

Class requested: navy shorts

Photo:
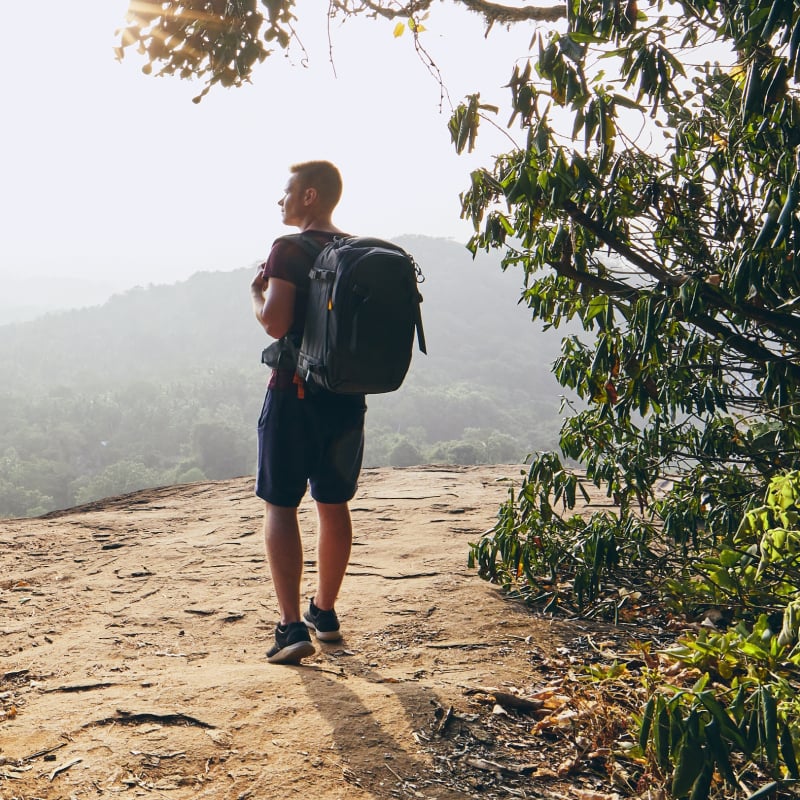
[255,386,366,507]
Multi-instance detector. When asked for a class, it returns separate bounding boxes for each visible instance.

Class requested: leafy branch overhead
[116,0,565,101]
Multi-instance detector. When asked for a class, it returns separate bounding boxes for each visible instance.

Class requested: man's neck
[299,220,344,234]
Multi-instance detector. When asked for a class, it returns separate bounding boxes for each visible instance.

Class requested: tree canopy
[116,1,800,795]
[116,1,567,100]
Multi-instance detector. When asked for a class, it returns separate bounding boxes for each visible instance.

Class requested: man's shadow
[294,648,461,798]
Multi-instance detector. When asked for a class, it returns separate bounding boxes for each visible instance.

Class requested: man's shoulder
[271,231,343,254]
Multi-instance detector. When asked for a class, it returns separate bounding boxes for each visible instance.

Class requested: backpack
[262,234,427,394]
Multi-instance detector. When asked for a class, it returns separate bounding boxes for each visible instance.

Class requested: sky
[0,1,539,309]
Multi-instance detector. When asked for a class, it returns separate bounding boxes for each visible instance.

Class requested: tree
[72,460,164,505]
[388,437,424,467]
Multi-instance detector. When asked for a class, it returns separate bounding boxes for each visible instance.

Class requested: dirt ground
[1,465,636,800]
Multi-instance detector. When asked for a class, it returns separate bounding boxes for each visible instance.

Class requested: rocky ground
[1,465,654,800]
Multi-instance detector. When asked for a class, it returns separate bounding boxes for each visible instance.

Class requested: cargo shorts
[255,384,366,507]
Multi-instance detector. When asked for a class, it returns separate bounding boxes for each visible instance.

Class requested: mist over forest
[0,236,567,518]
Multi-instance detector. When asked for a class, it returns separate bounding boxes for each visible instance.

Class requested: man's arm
[250,272,296,339]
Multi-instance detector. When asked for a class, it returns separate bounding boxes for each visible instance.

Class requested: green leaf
[689,761,714,800]
[704,719,739,788]
[568,31,609,43]
[697,692,751,755]
[585,295,609,323]
[611,93,644,110]
[744,782,780,800]
[655,699,671,769]
[759,686,779,765]
[780,723,799,779]
[671,737,706,798]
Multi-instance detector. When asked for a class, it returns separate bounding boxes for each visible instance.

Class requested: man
[250,161,367,665]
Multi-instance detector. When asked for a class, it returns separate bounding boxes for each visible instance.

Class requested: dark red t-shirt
[260,230,343,389]
[260,231,341,337]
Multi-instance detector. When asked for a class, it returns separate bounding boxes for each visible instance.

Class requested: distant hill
[0,236,561,393]
[0,236,570,517]
[0,275,122,325]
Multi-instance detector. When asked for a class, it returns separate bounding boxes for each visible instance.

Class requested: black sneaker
[303,599,342,642]
[266,622,315,664]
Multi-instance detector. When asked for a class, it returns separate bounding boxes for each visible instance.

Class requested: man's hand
[251,267,268,297]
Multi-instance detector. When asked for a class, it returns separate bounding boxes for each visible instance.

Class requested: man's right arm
[251,271,296,339]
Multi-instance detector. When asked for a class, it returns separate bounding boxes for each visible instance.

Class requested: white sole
[304,618,342,642]
[267,640,315,664]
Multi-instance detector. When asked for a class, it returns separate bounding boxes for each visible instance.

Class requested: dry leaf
[557,756,577,776]
[543,694,571,709]
[533,767,559,779]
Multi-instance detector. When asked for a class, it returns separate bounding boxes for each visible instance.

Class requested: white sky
[0,1,540,302]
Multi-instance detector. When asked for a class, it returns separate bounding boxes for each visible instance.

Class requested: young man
[250,161,367,665]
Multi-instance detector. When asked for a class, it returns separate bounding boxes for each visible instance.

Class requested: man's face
[278,174,306,227]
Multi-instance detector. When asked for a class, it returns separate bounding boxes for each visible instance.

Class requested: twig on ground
[49,757,82,780]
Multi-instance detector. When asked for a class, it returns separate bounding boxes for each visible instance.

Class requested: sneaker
[303,599,342,642]
[266,622,315,664]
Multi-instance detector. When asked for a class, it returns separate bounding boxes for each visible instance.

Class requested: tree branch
[457,0,566,23]
[336,0,565,23]
[685,313,800,383]
[562,201,800,341]
[547,255,641,302]
[562,200,675,285]
[552,242,800,383]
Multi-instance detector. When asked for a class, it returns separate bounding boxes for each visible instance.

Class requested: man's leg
[313,501,352,610]
[263,502,304,624]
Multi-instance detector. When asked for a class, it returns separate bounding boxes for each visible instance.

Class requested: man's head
[279,160,342,228]
[290,160,342,208]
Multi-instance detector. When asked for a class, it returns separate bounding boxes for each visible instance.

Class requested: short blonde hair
[290,160,343,210]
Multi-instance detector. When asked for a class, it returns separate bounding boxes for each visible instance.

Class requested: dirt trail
[1,465,611,800]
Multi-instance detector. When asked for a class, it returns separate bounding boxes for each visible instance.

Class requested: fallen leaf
[557,756,577,776]
[533,767,559,779]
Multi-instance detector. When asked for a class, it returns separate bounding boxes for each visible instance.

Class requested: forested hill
[0,236,559,390]
[0,236,567,517]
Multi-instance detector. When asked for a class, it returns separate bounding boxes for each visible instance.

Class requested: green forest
[0,236,564,518]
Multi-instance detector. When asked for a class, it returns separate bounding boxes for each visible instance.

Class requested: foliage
[674,472,800,629]
[114,1,565,101]
[589,471,800,798]
[636,676,799,800]
[0,373,258,517]
[458,0,800,626]
[634,602,800,799]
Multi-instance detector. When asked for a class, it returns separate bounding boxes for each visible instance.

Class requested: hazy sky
[0,2,537,304]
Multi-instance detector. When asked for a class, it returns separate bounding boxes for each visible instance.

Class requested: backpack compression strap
[415,299,427,355]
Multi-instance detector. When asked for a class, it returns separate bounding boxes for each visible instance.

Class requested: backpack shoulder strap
[274,232,327,260]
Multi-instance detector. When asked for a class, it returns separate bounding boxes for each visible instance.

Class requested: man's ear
[303,187,318,206]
